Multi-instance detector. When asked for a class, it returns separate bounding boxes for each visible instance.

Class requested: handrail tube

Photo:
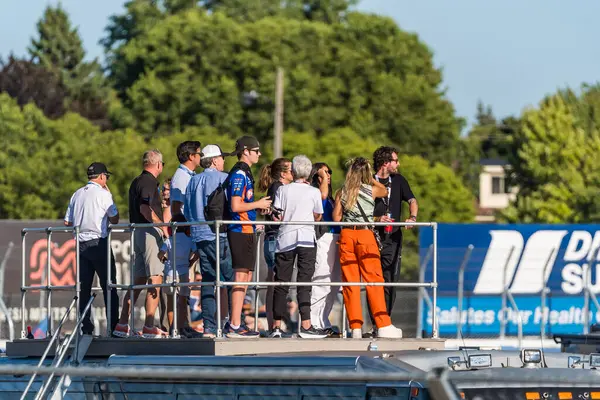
[22,227,76,233]
[46,231,52,336]
[506,291,523,349]
[432,223,439,338]
[500,247,515,340]
[110,281,435,290]
[22,285,103,291]
[20,296,78,400]
[106,227,112,337]
[129,227,135,338]
[3,364,600,386]
[35,293,97,400]
[74,226,81,362]
[21,231,27,338]
[417,245,433,338]
[171,227,178,338]
[109,220,435,229]
[539,248,556,339]
[0,241,15,340]
[215,222,222,337]
[456,244,474,340]
[253,232,261,333]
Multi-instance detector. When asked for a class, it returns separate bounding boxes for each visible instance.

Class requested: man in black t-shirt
[367,146,419,335]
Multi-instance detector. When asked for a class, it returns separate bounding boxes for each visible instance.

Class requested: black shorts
[227,231,258,271]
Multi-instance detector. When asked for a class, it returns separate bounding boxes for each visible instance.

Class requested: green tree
[0,56,67,119]
[399,155,475,279]
[501,95,600,223]
[29,5,112,128]
[105,9,462,164]
[458,102,518,195]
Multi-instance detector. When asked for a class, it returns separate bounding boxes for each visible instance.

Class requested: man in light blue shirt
[184,144,233,337]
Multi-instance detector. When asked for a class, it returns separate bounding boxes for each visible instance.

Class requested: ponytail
[258,165,273,191]
[258,157,292,191]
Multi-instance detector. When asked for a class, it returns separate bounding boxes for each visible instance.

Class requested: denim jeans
[264,234,277,270]
[196,238,233,332]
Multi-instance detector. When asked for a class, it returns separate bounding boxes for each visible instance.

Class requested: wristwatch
[409,215,417,221]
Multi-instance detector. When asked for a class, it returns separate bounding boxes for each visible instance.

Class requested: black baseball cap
[87,162,112,177]
[234,136,260,154]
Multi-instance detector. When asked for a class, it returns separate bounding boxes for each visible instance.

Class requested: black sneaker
[269,327,284,338]
[180,327,203,339]
[323,327,341,338]
[362,330,376,339]
[299,325,327,339]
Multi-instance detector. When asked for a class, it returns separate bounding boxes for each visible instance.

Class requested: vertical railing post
[584,263,590,334]
[106,226,112,337]
[539,248,555,339]
[456,244,474,340]
[432,222,439,339]
[216,221,222,338]
[500,246,515,340]
[253,230,261,333]
[129,225,135,333]
[46,230,53,336]
[74,226,81,358]
[416,244,433,339]
[172,221,178,338]
[21,231,27,338]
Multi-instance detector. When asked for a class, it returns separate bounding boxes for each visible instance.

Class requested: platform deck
[6,337,445,358]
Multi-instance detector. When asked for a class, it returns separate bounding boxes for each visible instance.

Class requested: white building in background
[476,159,518,222]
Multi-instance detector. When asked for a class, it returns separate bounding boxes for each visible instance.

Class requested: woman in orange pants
[333,157,403,339]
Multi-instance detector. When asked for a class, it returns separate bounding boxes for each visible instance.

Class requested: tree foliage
[501,94,600,223]
[102,8,462,164]
[29,5,112,128]
[0,56,67,118]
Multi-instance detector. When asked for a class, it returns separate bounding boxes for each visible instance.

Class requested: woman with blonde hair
[333,157,403,339]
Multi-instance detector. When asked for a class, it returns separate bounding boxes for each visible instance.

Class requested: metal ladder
[21,293,96,400]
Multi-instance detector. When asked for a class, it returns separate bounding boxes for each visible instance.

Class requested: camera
[271,206,283,219]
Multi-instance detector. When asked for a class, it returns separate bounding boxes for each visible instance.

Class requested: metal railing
[20,296,78,399]
[0,242,15,340]
[422,242,600,341]
[455,245,474,340]
[103,219,439,338]
[20,227,113,339]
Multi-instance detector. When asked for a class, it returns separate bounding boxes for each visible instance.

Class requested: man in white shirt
[270,155,326,339]
[64,162,120,335]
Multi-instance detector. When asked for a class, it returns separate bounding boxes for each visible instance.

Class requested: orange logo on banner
[29,239,76,286]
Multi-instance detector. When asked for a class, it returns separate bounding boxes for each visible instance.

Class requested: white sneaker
[377,325,403,339]
[351,328,362,339]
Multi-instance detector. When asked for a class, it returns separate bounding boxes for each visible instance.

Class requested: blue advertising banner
[419,224,600,335]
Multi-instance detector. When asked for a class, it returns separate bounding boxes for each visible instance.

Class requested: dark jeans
[368,236,402,326]
[79,238,119,334]
[197,238,233,332]
[273,246,317,322]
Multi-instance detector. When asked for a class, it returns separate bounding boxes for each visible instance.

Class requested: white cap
[201,144,230,159]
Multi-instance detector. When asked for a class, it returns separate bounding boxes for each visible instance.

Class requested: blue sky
[1,0,599,129]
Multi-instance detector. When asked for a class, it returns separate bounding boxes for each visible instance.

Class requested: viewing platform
[6,336,445,358]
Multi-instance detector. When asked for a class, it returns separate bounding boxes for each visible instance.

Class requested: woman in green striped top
[333,157,403,339]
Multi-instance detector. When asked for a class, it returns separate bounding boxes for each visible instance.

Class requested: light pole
[242,67,284,158]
